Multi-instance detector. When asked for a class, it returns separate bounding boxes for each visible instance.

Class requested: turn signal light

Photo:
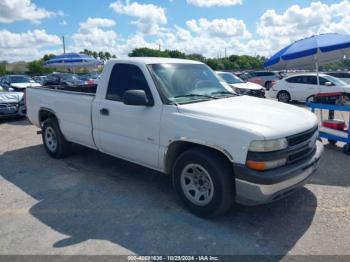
[246,158,287,171]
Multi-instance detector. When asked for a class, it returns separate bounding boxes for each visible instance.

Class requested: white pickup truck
[27,58,323,217]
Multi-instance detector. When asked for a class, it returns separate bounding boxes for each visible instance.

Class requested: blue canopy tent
[265,33,350,154]
[265,33,350,87]
[43,53,103,71]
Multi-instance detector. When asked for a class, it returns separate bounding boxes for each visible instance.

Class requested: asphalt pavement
[0,117,349,257]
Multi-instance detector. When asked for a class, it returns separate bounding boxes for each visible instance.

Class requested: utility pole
[225,48,227,58]
[158,43,161,52]
[62,36,66,54]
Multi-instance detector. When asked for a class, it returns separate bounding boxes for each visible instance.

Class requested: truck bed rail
[29,84,97,95]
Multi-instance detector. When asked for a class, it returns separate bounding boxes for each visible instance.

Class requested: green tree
[26,55,55,75]
[0,61,7,76]
[98,51,105,61]
[42,54,55,62]
[129,47,166,57]
[167,50,186,59]
[128,47,266,70]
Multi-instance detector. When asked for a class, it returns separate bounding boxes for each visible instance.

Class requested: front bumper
[234,141,323,205]
[247,89,265,98]
[0,104,26,117]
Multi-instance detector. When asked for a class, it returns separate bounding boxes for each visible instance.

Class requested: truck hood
[177,96,318,139]
[0,92,24,103]
[230,82,264,90]
[11,82,41,89]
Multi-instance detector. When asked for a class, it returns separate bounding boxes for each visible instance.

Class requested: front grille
[287,126,318,147]
[288,147,316,164]
[0,102,18,107]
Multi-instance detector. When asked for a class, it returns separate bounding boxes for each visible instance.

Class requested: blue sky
[0,0,349,61]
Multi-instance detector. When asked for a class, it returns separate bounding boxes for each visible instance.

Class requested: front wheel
[173,148,235,217]
[277,91,291,103]
[42,118,71,158]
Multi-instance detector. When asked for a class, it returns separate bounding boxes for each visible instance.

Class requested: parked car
[32,76,47,85]
[0,75,41,92]
[216,71,265,98]
[246,71,283,90]
[325,72,350,84]
[269,73,350,103]
[0,85,26,118]
[78,73,100,85]
[27,58,323,217]
[43,73,85,87]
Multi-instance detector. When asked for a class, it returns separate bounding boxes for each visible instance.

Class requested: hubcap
[279,93,289,102]
[45,126,57,152]
[180,164,214,206]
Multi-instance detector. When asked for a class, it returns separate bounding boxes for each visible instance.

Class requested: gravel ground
[0,112,349,257]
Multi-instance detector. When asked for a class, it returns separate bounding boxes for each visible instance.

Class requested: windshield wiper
[211,91,237,97]
[174,94,218,100]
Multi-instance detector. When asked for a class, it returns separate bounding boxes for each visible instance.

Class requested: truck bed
[26,86,97,149]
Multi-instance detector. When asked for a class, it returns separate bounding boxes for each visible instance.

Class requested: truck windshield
[148,63,235,104]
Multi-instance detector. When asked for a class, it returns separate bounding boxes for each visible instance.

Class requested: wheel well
[39,109,57,127]
[164,141,233,175]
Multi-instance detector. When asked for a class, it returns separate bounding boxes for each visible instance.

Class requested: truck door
[92,63,162,169]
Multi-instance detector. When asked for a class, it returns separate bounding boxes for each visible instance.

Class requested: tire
[42,118,71,158]
[328,139,337,146]
[277,91,291,103]
[172,148,235,218]
[343,144,350,155]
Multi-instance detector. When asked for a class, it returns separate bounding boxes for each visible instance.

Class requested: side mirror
[325,81,333,86]
[8,87,14,92]
[123,90,153,106]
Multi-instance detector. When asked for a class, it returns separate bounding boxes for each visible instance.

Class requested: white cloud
[79,17,116,31]
[0,0,61,23]
[0,29,61,61]
[0,29,61,48]
[110,1,167,35]
[187,0,242,7]
[72,17,117,53]
[5,0,350,62]
[186,18,251,38]
[255,0,350,56]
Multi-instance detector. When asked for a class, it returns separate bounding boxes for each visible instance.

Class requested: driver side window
[106,64,152,102]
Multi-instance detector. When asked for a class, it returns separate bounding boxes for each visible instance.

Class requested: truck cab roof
[106,57,203,65]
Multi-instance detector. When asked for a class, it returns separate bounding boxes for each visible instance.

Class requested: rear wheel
[42,118,71,158]
[173,148,235,217]
[277,91,291,103]
[343,144,350,155]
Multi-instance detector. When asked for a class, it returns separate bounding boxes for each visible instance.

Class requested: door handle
[100,108,109,116]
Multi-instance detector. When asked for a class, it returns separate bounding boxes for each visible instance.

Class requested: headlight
[233,87,249,95]
[249,138,288,152]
